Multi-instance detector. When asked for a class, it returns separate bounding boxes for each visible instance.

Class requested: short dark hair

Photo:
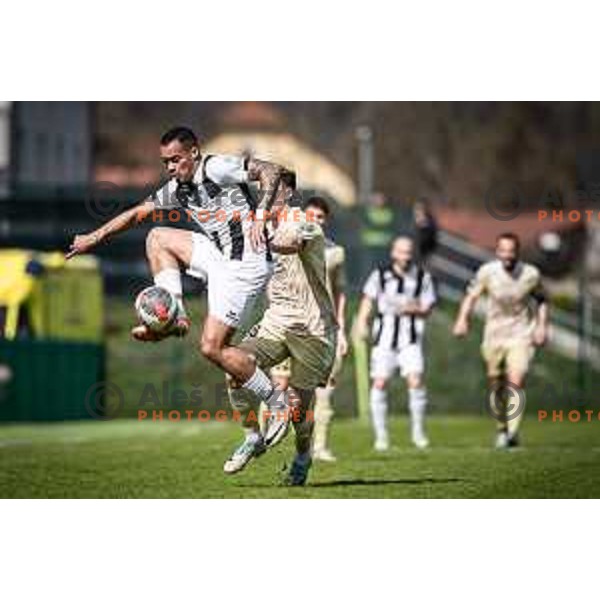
[497,232,520,250]
[160,126,198,149]
[305,196,330,216]
[280,169,297,191]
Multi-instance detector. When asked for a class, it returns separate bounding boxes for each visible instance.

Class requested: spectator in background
[413,199,438,264]
[359,192,397,280]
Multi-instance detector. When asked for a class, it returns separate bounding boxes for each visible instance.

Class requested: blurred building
[205,102,357,206]
[0,101,93,197]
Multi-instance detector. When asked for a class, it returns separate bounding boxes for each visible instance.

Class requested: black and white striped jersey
[151,154,258,261]
[362,264,436,349]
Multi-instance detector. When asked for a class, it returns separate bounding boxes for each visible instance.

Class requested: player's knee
[200,335,223,364]
[372,379,387,391]
[146,227,169,257]
[406,373,423,389]
[506,373,526,388]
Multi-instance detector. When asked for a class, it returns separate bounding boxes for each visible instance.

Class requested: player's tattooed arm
[246,158,284,251]
[247,158,284,212]
[66,199,155,259]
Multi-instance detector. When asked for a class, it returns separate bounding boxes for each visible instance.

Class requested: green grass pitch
[0,296,599,498]
[1,416,600,498]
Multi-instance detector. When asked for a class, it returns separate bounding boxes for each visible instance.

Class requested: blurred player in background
[452,232,549,449]
[224,172,337,485]
[67,126,289,413]
[354,237,437,451]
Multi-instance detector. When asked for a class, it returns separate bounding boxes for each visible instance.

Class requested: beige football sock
[313,386,334,452]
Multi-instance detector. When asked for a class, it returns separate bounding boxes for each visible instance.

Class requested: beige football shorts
[240,317,336,391]
[481,341,535,379]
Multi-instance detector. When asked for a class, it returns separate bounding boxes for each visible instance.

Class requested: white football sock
[243,367,279,405]
[154,268,186,315]
[370,387,388,443]
[245,430,262,442]
[227,385,260,436]
[409,387,428,437]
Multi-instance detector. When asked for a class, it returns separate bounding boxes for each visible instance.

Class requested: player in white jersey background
[354,237,437,451]
[67,126,293,415]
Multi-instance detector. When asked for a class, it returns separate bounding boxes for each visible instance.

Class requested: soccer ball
[135,286,178,332]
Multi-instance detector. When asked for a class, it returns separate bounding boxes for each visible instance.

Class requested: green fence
[0,339,105,422]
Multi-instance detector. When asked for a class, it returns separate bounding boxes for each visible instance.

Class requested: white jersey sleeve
[205,155,249,186]
[362,269,381,300]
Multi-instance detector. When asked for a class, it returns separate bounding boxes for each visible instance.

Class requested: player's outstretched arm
[66,199,155,259]
[452,292,479,337]
[453,266,486,337]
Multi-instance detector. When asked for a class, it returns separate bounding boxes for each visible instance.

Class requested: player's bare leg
[505,371,527,448]
[406,372,429,449]
[370,377,390,451]
[285,388,315,486]
[488,371,526,450]
[200,316,284,410]
[488,375,509,448]
[223,358,293,474]
[132,228,192,341]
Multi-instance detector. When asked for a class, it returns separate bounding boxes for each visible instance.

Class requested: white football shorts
[188,232,273,329]
[370,344,425,380]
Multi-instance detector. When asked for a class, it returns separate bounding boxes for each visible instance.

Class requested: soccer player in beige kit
[453,233,549,449]
[270,196,348,462]
[224,172,337,485]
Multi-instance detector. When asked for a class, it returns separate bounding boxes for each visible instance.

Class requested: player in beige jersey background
[224,172,337,485]
[270,196,348,462]
[453,232,549,449]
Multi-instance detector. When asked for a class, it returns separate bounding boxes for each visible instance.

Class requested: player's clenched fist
[247,220,267,251]
[452,319,469,338]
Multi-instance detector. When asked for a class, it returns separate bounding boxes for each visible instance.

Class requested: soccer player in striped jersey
[354,237,437,451]
[67,126,289,410]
